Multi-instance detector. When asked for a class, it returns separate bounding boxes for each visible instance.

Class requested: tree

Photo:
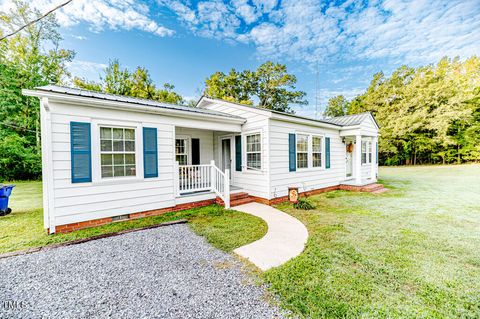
[346,56,480,165]
[0,1,74,180]
[324,95,348,117]
[74,60,184,105]
[204,61,307,112]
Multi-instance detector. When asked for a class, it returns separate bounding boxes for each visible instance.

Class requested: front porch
[173,127,249,208]
[341,133,378,186]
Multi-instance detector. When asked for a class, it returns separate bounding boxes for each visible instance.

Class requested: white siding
[45,100,241,227]
[268,119,346,199]
[204,101,271,199]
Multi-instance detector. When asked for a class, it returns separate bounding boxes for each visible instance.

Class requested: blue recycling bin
[0,185,15,216]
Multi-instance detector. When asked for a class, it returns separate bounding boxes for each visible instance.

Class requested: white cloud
[67,60,107,81]
[0,0,174,37]
[157,0,480,65]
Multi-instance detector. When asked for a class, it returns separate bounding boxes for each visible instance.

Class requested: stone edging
[0,219,187,260]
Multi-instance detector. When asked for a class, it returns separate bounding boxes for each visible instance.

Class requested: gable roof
[26,85,245,121]
[197,95,379,128]
[323,113,378,128]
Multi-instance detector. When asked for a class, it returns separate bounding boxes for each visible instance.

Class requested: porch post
[355,134,362,185]
[371,137,377,181]
[174,161,180,197]
[210,160,216,192]
[224,169,230,209]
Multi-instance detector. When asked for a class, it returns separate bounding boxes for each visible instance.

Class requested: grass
[269,164,480,318]
[0,181,267,254]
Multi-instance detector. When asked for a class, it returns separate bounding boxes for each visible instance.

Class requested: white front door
[346,144,353,178]
[221,138,232,179]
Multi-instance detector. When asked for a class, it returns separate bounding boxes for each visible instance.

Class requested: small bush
[293,197,315,210]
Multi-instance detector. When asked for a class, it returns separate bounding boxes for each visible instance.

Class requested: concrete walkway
[233,202,308,271]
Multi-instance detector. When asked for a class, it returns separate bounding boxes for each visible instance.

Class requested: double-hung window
[361,141,368,164]
[368,142,372,163]
[175,139,188,165]
[296,134,309,169]
[100,127,136,178]
[246,133,261,170]
[312,136,323,168]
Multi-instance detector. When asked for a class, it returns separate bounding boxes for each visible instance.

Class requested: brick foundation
[51,183,385,234]
[52,198,215,234]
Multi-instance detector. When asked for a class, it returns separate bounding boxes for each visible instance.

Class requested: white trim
[175,135,191,165]
[243,130,263,172]
[91,119,144,185]
[295,131,326,171]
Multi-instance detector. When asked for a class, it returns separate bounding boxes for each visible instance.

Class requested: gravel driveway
[0,224,286,319]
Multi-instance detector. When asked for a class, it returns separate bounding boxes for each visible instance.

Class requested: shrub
[0,133,42,181]
[293,197,315,210]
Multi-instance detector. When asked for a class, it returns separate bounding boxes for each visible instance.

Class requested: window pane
[362,153,367,164]
[297,135,308,152]
[125,141,135,152]
[101,140,112,152]
[176,155,187,165]
[101,154,113,165]
[312,137,322,152]
[100,126,136,179]
[114,154,124,165]
[362,141,366,152]
[175,139,185,154]
[297,153,308,168]
[114,165,125,177]
[125,165,136,176]
[125,154,135,165]
[247,134,261,152]
[313,153,322,167]
[247,153,261,169]
[101,165,113,178]
[124,129,135,140]
[100,127,112,139]
[113,140,124,152]
[113,128,124,139]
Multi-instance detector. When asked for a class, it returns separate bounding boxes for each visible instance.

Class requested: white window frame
[245,132,262,171]
[296,132,326,170]
[296,133,309,170]
[312,135,324,168]
[362,140,372,165]
[91,119,143,184]
[175,136,190,165]
[99,126,137,179]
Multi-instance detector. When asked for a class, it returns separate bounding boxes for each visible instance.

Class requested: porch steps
[216,192,256,207]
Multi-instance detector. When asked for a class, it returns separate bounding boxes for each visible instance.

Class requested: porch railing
[174,160,230,208]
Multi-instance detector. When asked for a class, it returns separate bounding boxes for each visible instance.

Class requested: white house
[23,85,380,233]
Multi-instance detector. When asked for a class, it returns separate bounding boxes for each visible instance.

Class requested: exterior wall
[268,119,346,200]
[44,99,240,229]
[204,101,271,199]
[175,127,214,165]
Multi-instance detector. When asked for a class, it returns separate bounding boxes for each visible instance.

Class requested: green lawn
[270,165,480,318]
[0,181,267,254]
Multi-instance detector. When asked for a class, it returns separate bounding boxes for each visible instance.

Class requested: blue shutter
[70,122,92,183]
[289,133,296,172]
[235,135,242,171]
[376,141,379,164]
[143,127,158,178]
[325,137,331,169]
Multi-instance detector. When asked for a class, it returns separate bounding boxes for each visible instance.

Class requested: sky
[2,0,480,117]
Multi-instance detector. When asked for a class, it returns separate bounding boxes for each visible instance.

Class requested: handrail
[175,160,230,208]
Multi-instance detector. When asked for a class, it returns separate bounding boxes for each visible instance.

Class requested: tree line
[324,57,480,165]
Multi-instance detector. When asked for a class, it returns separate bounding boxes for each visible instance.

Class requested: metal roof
[34,85,245,120]
[199,96,376,127]
[322,113,372,126]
